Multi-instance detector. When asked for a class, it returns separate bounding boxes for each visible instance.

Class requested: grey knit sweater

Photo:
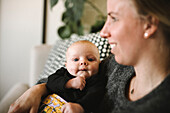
[97,54,170,113]
[38,54,170,113]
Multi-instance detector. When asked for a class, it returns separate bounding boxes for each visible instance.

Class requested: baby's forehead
[67,41,97,51]
[66,41,100,57]
[67,45,97,55]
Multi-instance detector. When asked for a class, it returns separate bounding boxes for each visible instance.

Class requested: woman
[99,0,170,112]
[8,0,170,113]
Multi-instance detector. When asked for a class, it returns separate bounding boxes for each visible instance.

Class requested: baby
[38,40,106,113]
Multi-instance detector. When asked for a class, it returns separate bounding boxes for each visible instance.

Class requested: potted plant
[50,0,106,39]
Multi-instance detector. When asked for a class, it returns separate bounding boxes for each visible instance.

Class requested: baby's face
[66,42,100,78]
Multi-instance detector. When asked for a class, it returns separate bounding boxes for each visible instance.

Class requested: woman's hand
[8,83,48,113]
[61,102,84,113]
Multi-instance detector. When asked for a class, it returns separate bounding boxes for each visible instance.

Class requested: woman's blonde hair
[132,0,170,43]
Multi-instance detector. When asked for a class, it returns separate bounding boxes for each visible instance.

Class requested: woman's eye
[110,16,119,22]
[73,58,79,61]
[113,17,118,22]
[108,13,119,22]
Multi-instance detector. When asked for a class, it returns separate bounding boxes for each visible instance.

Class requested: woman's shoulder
[154,74,170,97]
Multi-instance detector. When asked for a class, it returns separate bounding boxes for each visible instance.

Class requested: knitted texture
[97,54,170,113]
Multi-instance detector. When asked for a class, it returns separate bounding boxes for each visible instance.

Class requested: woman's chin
[115,56,133,66]
[112,51,129,65]
[115,55,126,65]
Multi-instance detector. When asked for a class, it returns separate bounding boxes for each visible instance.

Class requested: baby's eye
[73,58,79,62]
[88,58,95,61]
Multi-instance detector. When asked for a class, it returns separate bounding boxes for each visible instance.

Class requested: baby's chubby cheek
[68,68,78,76]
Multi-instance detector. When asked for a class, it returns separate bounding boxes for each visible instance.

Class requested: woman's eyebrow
[108,11,119,16]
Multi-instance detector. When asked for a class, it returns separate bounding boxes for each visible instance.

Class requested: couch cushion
[38,33,111,80]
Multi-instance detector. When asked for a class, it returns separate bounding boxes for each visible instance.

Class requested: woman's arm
[8,83,85,113]
[8,83,48,113]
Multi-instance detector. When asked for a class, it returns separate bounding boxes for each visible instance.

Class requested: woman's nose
[100,21,111,38]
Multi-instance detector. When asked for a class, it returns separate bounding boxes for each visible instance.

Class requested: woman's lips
[110,43,117,49]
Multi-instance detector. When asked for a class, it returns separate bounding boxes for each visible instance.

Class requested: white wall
[46,0,65,44]
[0,0,43,99]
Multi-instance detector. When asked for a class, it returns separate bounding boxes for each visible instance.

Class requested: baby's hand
[72,75,86,90]
[65,75,86,90]
[76,71,90,79]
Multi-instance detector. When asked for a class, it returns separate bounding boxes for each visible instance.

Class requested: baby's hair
[67,40,99,52]
[71,40,96,46]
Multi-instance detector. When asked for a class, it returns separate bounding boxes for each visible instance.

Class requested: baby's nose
[80,62,87,65]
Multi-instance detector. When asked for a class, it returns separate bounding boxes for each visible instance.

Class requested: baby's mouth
[79,68,87,71]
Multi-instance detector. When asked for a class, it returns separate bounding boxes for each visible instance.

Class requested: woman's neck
[129,44,170,101]
[128,62,169,101]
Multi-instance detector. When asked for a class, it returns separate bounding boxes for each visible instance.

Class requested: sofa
[0,33,111,113]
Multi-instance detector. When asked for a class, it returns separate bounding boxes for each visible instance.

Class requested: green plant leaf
[77,24,84,35]
[50,0,58,8]
[58,25,72,39]
[69,21,84,35]
[50,0,105,39]
[62,10,74,23]
[72,0,85,21]
[90,19,105,33]
[65,0,85,22]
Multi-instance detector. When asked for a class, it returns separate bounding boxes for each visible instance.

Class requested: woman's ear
[143,16,159,39]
